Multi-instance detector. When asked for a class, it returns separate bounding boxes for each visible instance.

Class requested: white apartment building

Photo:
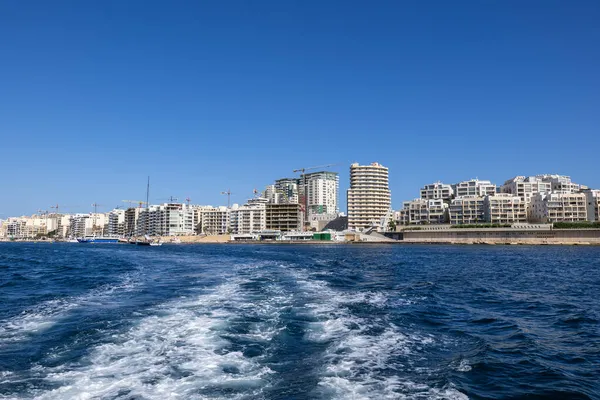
[420,182,454,201]
[401,198,448,225]
[69,214,90,238]
[303,171,339,217]
[529,192,588,223]
[347,162,391,231]
[455,179,496,197]
[229,198,267,234]
[136,204,196,236]
[449,196,485,225]
[484,194,527,224]
[583,189,600,222]
[108,209,126,236]
[196,206,230,235]
[500,176,552,203]
[536,174,586,193]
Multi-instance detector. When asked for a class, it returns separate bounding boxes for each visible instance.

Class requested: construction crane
[221,189,232,208]
[122,200,148,208]
[292,163,338,175]
[90,203,104,233]
[91,203,103,214]
[49,204,76,215]
[292,164,338,230]
[158,196,179,203]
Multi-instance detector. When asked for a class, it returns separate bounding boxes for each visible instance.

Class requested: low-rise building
[529,192,588,223]
[484,194,527,224]
[400,198,448,225]
[449,196,485,225]
[420,182,453,201]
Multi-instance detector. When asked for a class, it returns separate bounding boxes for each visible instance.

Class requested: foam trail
[32,274,291,400]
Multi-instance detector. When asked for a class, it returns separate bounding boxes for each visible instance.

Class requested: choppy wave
[0,274,139,345]
[291,273,467,400]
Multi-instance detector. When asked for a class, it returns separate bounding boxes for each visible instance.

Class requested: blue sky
[1,1,599,217]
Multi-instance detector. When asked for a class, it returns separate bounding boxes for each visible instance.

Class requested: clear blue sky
[1,1,599,217]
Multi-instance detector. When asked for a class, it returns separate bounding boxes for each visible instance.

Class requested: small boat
[136,235,162,246]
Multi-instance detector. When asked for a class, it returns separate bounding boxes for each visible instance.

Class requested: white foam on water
[0,275,140,345]
[30,274,292,400]
[291,270,469,400]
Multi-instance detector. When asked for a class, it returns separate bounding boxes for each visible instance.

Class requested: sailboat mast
[145,176,150,235]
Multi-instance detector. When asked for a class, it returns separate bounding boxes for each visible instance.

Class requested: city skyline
[1,165,595,218]
[1,1,599,217]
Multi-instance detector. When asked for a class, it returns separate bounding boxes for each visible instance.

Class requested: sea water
[1,243,599,399]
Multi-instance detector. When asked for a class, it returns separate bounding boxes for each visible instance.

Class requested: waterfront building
[302,171,339,218]
[529,192,588,223]
[2,218,26,238]
[69,214,90,238]
[229,198,267,234]
[454,179,496,198]
[449,196,486,225]
[484,194,527,224]
[124,207,140,237]
[400,198,448,225]
[266,203,302,232]
[196,206,230,235]
[347,162,391,231]
[583,189,600,222]
[420,182,453,201]
[108,209,126,236]
[500,176,552,203]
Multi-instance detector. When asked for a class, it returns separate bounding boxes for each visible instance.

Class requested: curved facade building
[347,162,391,231]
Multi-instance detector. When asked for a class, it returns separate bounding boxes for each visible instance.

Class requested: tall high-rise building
[303,171,339,217]
[347,162,391,231]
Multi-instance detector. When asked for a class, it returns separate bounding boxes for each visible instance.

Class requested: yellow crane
[122,200,148,208]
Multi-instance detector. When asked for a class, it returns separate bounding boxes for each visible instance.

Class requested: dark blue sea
[1,243,599,399]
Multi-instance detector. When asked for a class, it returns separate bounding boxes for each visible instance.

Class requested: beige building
[347,162,391,231]
[529,192,588,223]
[196,206,230,235]
[484,194,527,224]
[400,198,448,225]
[449,196,485,225]
[266,203,302,232]
[230,198,267,234]
[455,179,496,197]
[420,182,453,201]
